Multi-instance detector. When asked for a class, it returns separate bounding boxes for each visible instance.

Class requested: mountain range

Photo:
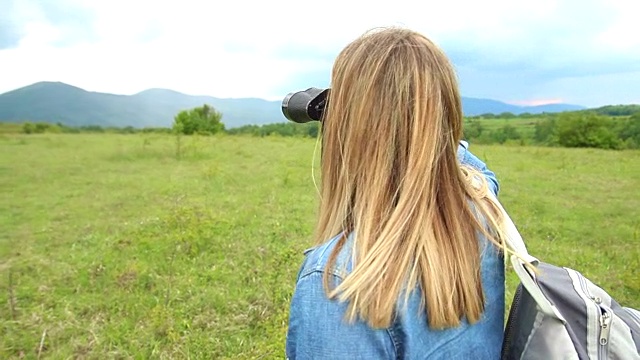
[0,82,586,128]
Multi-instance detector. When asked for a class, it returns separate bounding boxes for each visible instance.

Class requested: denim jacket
[286,142,504,359]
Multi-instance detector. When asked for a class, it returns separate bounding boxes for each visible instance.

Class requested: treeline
[21,122,172,134]
[591,104,640,116]
[17,120,319,137]
[14,107,640,150]
[226,122,319,138]
[227,111,640,150]
[468,104,640,119]
[463,112,640,149]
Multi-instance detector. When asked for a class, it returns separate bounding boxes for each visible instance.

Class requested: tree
[554,113,620,149]
[617,112,640,148]
[491,124,521,144]
[22,122,35,134]
[173,104,224,135]
[22,122,51,134]
[497,112,516,119]
[463,120,484,139]
[533,118,557,145]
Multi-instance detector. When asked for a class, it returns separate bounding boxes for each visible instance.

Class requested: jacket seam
[299,235,349,279]
[386,326,401,360]
[298,267,346,281]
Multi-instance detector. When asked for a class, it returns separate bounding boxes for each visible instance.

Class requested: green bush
[554,113,621,149]
[463,120,484,140]
[616,113,640,148]
[22,122,58,134]
[22,122,35,134]
[533,119,557,145]
[491,124,521,144]
[173,105,225,135]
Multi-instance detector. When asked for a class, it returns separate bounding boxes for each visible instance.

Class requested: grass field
[466,117,540,138]
[1,133,638,359]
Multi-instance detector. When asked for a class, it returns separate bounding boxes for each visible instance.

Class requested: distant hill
[0,82,586,128]
[0,82,283,128]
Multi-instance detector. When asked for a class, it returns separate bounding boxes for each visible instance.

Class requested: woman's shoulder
[296,233,355,281]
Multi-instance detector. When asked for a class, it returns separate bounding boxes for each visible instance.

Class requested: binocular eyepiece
[281,88,329,123]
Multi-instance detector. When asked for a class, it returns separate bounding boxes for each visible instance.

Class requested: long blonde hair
[315,27,507,329]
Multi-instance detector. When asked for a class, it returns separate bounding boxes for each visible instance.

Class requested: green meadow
[467,117,539,138]
[1,133,638,359]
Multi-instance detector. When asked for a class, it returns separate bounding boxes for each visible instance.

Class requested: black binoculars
[281,88,329,123]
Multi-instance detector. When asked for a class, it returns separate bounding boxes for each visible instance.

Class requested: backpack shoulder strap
[487,193,566,322]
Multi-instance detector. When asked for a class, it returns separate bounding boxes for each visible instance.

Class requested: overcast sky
[1,0,639,107]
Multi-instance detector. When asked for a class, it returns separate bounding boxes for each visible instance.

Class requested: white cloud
[1,0,639,106]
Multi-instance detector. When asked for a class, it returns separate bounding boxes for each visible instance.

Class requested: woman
[286,28,508,359]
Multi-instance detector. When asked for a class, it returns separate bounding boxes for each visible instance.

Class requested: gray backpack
[494,198,640,359]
